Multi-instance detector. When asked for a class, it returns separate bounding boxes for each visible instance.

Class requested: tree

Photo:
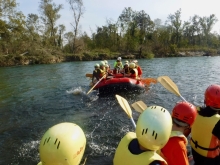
[26,14,42,43]
[166,9,182,46]
[0,0,17,18]
[199,14,218,46]
[39,0,63,47]
[66,0,85,54]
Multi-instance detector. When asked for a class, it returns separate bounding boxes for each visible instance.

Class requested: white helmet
[136,106,172,151]
[117,57,122,61]
[100,61,105,66]
[94,63,100,68]
[104,60,108,64]
[129,62,135,69]
[38,122,86,165]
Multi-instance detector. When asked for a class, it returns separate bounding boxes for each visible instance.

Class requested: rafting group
[91,57,143,85]
[86,57,158,95]
[36,76,220,165]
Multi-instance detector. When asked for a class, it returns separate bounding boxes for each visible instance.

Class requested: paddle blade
[115,95,132,118]
[86,73,93,78]
[141,78,157,86]
[157,76,181,97]
[131,101,147,113]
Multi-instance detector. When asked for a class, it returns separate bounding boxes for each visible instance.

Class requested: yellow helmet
[38,122,86,165]
[136,106,172,151]
[129,62,135,69]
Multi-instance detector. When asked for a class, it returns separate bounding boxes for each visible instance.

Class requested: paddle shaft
[120,95,136,128]
[87,74,106,94]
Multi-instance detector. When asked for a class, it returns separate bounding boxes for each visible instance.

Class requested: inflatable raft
[92,74,145,95]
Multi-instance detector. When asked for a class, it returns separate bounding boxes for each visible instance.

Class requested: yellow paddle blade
[115,94,136,128]
[85,73,93,78]
[141,78,157,86]
[131,101,147,113]
[115,95,132,118]
[157,76,181,97]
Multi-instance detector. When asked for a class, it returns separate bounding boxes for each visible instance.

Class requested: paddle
[85,73,93,78]
[157,76,187,102]
[87,74,106,95]
[131,101,147,113]
[141,78,157,86]
[115,94,136,128]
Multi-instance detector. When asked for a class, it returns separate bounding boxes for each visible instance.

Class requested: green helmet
[38,122,86,165]
[136,106,172,151]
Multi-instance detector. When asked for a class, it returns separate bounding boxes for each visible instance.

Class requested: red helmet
[172,102,197,127]
[204,84,220,109]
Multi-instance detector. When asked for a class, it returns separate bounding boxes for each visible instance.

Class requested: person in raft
[161,101,197,165]
[125,62,138,79]
[37,122,86,165]
[133,60,143,78]
[113,57,123,74]
[113,106,172,165]
[190,84,220,165]
[92,63,100,84]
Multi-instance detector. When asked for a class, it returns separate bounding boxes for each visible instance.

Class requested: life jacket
[137,66,143,76]
[98,68,106,78]
[130,68,138,79]
[113,132,167,165]
[190,113,220,158]
[159,131,187,156]
[114,61,123,68]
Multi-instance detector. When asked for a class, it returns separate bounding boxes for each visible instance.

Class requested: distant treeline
[0,0,219,66]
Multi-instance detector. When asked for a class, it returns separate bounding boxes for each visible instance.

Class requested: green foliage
[1,5,220,66]
[142,52,154,59]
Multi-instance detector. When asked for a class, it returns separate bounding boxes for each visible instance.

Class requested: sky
[16,0,220,36]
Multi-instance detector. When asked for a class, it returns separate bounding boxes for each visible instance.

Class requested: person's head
[94,63,100,69]
[124,63,128,68]
[172,102,197,136]
[129,62,135,69]
[204,84,220,110]
[125,60,129,64]
[100,61,105,68]
[105,64,110,70]
[117,57,122,61]
[136,106,172,151]
[104,60,108,65]
[38,122,86,165]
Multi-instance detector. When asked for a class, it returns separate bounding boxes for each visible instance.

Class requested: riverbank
[0,49,219,67]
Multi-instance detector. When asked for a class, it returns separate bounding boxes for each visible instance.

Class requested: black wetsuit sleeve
[130,70,135,74]
[149,160,162,165]
[212,120,220,139]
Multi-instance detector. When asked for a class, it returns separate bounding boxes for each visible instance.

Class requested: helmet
[94,63,100,68]
[204,84,220,109]
[39,122,86,165]
[172,102,197,127]
[125,60,129,64]
[100,61,105,66]
[133,60,138,63]
[129,62,135,69]
[104,60,108,64]
[136,106,172,151]
[117,57,122,61]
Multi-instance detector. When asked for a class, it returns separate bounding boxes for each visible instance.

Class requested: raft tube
[94,74,145,95]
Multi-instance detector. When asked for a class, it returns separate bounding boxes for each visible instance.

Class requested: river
[0,56,220,165]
